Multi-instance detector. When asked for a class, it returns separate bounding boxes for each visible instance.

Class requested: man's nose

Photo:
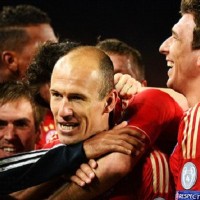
[159,37,170,55]
[4,123,15,140]
[58,99,73,117]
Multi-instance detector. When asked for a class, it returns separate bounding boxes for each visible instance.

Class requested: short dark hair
[98,54,114,100]
[0,81,45,131]
[0,5,51,27]
[0,4,51,52]
[26,40,80,106]
[181,0,200,49]
[96,38,145,82]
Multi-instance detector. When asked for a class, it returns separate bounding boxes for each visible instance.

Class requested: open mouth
[1,147,17,154]
[58,122,79,131]
[167,61,174,68]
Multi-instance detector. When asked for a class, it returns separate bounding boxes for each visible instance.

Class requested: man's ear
[104,90,118,113]
[1,51,18,72]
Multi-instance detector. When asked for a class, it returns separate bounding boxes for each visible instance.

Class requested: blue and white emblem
[181,162,197,189]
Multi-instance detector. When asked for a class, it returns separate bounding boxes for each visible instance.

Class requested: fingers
[84,127,148,159]
[106,133,146,156]
[114,73,142,99]
[119,77,142,98]
[112,121,128,130]
[122,127,147,141]
[108,142,144,156]
[125,80,142,97]
[88,159,98,169]
[120,135,145,156]
[70,175,86,187]
[70,161,97,187]
[114,73,123,85]
[111,126,147,141]
[115,74,132,94]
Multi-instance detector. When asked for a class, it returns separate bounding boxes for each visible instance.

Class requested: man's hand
[114,73,142,99]
[70,159,97,187]
[83,121,147,159]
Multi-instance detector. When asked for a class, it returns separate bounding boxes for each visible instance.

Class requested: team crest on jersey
[181,162,197,189]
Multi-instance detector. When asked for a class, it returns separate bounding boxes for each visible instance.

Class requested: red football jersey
[170,103,200,199]
[104,89,183,199]
[35,109,57,149]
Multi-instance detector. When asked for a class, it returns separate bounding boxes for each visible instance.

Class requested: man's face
[17,24,57,80]
[0,98,38,158]
[159,14,200,95]
[108,53,138,79]
[50,52,111,145]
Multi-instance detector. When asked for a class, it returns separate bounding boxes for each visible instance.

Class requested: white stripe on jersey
[182,104,200,159]
[150,150,169,194]
[0,150,47,165]
[160,151,169,193]
[0,143,65,172]
[182,107,191,159]
[0,158,41,172]
[192,105,200,158]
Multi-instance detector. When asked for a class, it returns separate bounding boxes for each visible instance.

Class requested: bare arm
[4,177,65,200]
[48,128,147,200]
[48,152,138,200]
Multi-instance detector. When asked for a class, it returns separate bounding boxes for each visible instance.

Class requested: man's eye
[52,92,61,97]
[0,121,7,127]
[14,121,28,127]
[73,96,82,100]
[70,95,84,101]
[172,33,179,40]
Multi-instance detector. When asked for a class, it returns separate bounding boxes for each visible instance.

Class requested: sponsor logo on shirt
[181,162,197,189]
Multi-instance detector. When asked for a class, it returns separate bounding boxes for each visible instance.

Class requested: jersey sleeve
[0,142,87,194]
[122,89,183,146]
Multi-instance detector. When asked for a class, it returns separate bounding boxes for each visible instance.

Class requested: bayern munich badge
[181,162,197,189]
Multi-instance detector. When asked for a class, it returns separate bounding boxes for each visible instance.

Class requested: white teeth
[167,61,174,67]
[60,124,74,130]
[3,147,16,152]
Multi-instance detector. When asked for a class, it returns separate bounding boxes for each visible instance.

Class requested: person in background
[0,81,44,158]
[0,4,57,83]
[0,4,57,149]
[96,38,147,86]
[159,0,200,198]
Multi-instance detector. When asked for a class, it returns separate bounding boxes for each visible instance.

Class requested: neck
[181,78,200,107]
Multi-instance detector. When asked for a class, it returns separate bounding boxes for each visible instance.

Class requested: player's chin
[58,134,79,145]
[166,78,174,89]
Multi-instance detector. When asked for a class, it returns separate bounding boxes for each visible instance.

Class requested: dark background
[0,0,181,87]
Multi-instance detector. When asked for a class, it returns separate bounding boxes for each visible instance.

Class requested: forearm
[48,153,134,200]
[9,177,66,200]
